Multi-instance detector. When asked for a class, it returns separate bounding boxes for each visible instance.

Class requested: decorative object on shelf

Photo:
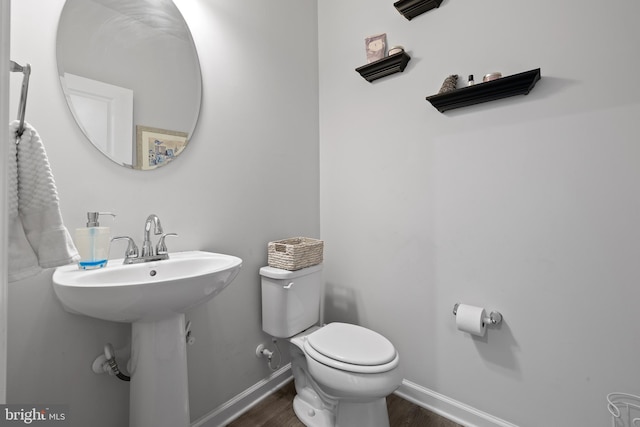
[467,74,475,86]
[483,72,502,82]
[388,46,405,56]
[355,51,411,82]
[438,75,458,94]
[365,33,387,63]
[394,0,443,20]
[426,68,541,113]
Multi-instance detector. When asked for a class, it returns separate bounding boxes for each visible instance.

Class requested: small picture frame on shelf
[365,33,387,63]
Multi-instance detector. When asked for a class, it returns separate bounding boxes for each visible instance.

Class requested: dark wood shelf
[356,52,411,83]
[425,68,541,113]
[394,0,443,20]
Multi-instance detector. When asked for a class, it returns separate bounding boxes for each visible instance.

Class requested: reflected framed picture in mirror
[136,126,189,171]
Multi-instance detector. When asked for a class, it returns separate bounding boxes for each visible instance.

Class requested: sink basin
[52,250,242,322]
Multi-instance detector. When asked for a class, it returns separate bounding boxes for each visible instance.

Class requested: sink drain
[149,270,157,277]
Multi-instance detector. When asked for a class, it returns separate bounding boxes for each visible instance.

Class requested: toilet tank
[260,264,323,338]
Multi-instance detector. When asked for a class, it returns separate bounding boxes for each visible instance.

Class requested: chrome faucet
[111,214,178,264]
[141,214,163,257]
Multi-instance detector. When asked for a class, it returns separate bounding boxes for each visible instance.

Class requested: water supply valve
[186,321,195,345]
[255,338,281,371]
[92,343,130,382]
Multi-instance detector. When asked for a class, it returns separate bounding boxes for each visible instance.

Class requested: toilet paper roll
[456,304,487,337]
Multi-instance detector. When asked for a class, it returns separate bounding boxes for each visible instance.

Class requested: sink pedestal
[130,314,190,427]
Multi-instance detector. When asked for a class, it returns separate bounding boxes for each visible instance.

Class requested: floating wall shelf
[425,68,541,113]
[356,52,411,83]
[394,0,443,20]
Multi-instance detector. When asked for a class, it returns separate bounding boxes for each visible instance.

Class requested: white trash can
[608,393,640,427]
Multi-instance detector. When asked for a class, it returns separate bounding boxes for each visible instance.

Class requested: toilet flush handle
[284,281,294,289]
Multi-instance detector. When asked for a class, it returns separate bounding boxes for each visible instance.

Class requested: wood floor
[226,380,462,427]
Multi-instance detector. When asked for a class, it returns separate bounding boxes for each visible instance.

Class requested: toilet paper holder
[453,303,503,326]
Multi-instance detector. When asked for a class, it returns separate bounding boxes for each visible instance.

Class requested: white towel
[8,120,79,282]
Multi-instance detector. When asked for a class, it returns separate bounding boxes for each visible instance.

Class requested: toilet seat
[303,323,399,374]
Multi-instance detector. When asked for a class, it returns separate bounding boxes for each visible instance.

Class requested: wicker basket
[268,237,324,271]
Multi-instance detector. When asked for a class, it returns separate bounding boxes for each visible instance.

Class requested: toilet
[260,264,402,427]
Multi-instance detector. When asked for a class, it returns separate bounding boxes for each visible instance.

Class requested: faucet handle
[111,236,139,260]
[156,233,178,255]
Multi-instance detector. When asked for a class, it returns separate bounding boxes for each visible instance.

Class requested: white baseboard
[192,369,517,427]
[394,379,519,427]
[191,363,293,427]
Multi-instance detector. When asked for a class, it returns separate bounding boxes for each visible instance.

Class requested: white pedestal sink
[52,251,242,427]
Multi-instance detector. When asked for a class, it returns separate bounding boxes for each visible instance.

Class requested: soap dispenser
[75,212,116,270]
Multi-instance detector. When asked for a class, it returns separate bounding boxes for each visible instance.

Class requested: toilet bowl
[292,323,402,427]
[260,265,402,427]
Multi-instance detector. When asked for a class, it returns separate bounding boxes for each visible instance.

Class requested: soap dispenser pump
[75,212,116,270]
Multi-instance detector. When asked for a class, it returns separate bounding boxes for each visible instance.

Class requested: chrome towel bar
[9,60,31,139]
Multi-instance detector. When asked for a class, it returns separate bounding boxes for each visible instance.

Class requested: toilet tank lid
[259,263,323,279]
[307,322,397,366]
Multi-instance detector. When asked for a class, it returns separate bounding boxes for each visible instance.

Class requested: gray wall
[8,0,319,426]
[318,0,640,426]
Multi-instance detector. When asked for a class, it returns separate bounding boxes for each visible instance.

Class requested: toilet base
[292,392,391,427]
[335,398,390,427]
[293,395,334,427]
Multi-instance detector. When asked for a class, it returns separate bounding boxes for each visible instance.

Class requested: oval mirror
[56,0,202,170]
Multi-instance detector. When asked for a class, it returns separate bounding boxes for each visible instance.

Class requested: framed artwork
[136,125,189,170]
[365,33,387,63]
